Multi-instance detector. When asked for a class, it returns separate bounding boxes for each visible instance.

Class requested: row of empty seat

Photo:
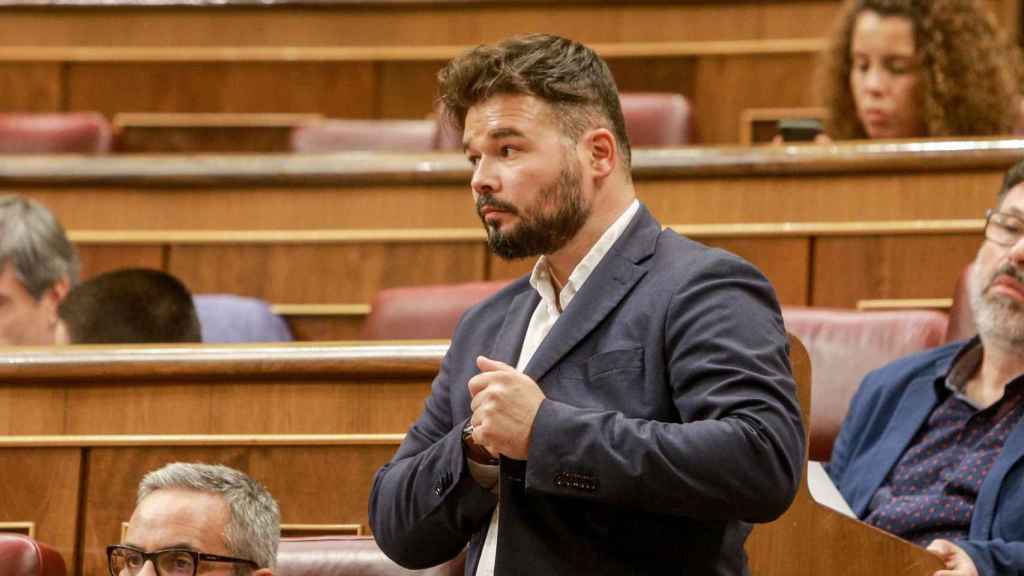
[0,93,695,154]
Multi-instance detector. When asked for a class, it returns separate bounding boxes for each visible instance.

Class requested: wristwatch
[462,423,500,465]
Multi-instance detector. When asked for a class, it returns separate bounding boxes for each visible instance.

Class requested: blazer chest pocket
[560,348,644,385]
[586,347,644,384]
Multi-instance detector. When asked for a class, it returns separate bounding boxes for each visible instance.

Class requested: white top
[473,199,640,575]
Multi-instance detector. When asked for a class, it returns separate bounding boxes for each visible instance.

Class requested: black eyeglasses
[984,209,1024,247]
[107,544,258,576]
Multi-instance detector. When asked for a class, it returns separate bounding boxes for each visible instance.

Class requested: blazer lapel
[523,206,658,383]
[851,376,940,515]
[489,288,540,366]
[971,410,1024,537]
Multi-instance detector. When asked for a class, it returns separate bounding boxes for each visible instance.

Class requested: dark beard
[477,160,590,260]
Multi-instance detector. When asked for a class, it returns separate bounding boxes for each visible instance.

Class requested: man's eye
[466,155,480,166]
[500,145,516,158]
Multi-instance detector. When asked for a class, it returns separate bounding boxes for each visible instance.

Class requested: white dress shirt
[473,199,640,575]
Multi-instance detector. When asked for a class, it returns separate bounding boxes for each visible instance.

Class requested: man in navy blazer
[829,161,1024,576]
[369,34,805,575]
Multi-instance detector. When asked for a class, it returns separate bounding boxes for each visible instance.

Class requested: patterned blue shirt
[864,341,1024,546]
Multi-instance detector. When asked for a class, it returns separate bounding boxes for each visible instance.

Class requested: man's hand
[927,539,979,576]
[466,355,545,460]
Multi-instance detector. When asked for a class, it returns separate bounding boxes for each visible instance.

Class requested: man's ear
[43,275,70,324]
[582,128,617,180]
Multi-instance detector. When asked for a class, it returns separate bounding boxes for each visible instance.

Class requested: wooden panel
[376,61,446,120]
[0,343,444,436]
[0,449,81,568]
[77,244,164,279]
[692,52,819,144]
[0,4,841,48]
[607,58,696,106]
[81,442,399,576]
[0,63,62,112]
[638,170,999,224]
[67,62,376,117]
[62,379,430,435]
[702,237,810,306]
[113,113,322,153]
[167,242,487,303]
[812,234,984,308]
[285,315,366,341]
[29,186,475,231]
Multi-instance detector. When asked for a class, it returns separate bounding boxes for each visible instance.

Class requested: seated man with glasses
[827,160,1024,576]
[108,462,279,576]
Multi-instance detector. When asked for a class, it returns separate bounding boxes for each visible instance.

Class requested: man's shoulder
[859,339,966,398]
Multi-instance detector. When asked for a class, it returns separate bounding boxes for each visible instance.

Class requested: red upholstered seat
[276,536,465,576]
[290,119,439,153]
[361,281,510,340]
[782,307,949,462]
[945,263,977,343]
[0,113,111,154]
[619,92,696,147]
[0,534,66,576]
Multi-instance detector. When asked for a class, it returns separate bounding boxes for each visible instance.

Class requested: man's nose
[470,157,498,196]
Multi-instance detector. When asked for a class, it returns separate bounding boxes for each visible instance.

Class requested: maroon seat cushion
[782,307,949,462]
[291,119,439,153]
[0,534,66,576]
[0,113,111,154]
[945,263,977,343]
[276,536,464,576]
[362,281,511,340]
[619,92,696,146]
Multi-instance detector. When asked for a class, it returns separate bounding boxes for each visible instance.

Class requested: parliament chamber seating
[0,113,112,155]
[0,534,66,576]
[781,307,950,462]
[193,294,294,343]
[619,92,697,146]
[291,119,440,153]
[361,280,510,340]
[276,536,465,576]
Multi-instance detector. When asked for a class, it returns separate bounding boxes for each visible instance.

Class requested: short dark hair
[58,268,201,344]
[438,33,632,166]
[999,160,1024,207]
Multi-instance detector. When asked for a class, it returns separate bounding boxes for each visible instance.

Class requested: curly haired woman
[822,0,1022,140]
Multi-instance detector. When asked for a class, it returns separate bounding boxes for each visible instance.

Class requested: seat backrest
[276,536,465,576]
[782,307,949,462]
[0,112,112,154]
[361,281,510,340]
[0,534,66,576]
[291,119,439,153]
[193,294,293,343]
[619,92,696,147]
[945,262,977,343]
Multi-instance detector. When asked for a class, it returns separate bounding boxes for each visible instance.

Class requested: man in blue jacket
[829,161,1024,576]
[369,34,805,575]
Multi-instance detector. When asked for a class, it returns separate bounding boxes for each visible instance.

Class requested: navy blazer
[828,339,1024,576]
[369,205,805,575]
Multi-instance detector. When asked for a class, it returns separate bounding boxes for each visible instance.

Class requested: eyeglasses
[107,545,258,576]
[984,209,1024,247]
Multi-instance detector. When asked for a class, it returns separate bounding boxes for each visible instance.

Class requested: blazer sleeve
[958,539,1024,576]
[525,252,805,523]
[368,347,497,569]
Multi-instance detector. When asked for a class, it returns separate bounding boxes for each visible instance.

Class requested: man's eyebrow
[463,127,527,150]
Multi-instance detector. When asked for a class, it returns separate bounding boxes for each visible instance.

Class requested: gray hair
[0,195,79,298]
[138,462,280,570]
